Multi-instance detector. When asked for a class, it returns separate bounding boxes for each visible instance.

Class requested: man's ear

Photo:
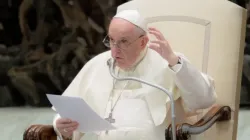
[141,36,149,47]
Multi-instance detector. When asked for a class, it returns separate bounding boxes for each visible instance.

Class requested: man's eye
[121,40,128,43]
[109,38,114,42]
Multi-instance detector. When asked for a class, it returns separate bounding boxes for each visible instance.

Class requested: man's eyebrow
[120,36,129,40]
[108,35,130,40]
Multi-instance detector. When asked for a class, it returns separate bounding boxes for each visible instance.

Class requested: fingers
[150,40,164,45]
[148,42,161,54]
[148,27,165,40]
[57,118,72,124]
[148,30,164,40]
[61,125,78,133]
[148,41,160,48]
[58,124,78,137]
[57,121,78,129]
[56,118,79,130]
[56,118,79,138]
[148,27,161,32]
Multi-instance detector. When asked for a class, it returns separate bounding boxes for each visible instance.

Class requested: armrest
[23,125,57,140]
[165,105,231,140]
[23,105,231,140]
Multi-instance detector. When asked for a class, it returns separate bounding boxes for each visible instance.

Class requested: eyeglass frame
[102,34,145,50]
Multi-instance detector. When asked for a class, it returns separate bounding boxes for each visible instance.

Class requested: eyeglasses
[102,34,144,50]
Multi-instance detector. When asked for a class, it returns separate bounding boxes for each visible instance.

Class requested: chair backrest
[117,0,247,140]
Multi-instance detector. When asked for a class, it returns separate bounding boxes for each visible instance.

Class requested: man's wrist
[167,54,180,67]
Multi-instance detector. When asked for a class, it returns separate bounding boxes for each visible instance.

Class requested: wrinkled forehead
[108,18,139,39]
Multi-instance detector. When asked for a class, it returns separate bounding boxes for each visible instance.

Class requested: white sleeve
[167,53,217,110]
[53,114,64,140]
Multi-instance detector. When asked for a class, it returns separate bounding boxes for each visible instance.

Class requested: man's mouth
[115,57,122,60]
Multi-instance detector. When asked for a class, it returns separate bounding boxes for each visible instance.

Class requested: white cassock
[52,46,217,140]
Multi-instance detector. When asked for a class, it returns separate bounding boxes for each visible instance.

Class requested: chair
[23,0,247,139]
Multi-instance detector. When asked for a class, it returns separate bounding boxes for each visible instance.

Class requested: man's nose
[110,41,119,48]
[111,47,119,57]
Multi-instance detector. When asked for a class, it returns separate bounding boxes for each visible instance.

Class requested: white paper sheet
[46,94,116,133]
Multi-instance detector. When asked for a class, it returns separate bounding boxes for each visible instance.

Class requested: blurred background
[0,0,249,139]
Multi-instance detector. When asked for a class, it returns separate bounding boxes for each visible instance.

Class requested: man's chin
[116,63,135,71]
[115,61,127,69]
[115,62,125,68]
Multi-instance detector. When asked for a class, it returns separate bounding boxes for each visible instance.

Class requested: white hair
[135,26,146,36]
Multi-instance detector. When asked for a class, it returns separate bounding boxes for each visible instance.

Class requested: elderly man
[52,9,217,140]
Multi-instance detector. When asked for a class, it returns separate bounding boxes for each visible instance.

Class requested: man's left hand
[148,27,179,66]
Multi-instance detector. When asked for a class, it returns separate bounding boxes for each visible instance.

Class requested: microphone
[107,58,176,140]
